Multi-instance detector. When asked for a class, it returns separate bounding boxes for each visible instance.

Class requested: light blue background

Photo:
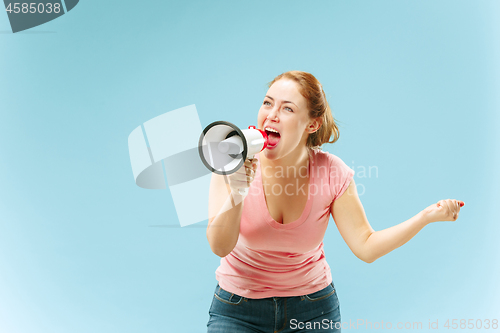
[1,1,498,332]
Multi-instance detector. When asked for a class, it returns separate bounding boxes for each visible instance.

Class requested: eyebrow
[265,95,297,107]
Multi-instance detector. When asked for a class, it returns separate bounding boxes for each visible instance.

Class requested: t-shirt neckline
[257,148,315,230]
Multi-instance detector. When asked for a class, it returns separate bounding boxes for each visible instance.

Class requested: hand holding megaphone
[226,158,259,197]
[198,121,268,196]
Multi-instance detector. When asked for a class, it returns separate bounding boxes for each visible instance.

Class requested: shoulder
[310,147,350,170]
[310,148,354,189]
[309,147,329,166]
[309,148,355,201]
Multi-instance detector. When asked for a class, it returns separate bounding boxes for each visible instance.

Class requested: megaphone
[198,121,268,195]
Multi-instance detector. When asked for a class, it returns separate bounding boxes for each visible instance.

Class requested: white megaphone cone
[198,121,268,196]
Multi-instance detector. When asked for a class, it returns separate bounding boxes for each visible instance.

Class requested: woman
[206,71,464,332]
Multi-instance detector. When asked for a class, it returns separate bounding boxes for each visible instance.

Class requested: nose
[267,106,279,122]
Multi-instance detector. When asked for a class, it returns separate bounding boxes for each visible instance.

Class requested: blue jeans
[207,282,341,332]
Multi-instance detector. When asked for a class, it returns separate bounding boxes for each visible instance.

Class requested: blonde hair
[268,71,340,148]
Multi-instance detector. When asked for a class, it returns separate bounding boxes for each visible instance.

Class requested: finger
[230,174,247,184]
[442,200,453,219]
[233,174,251,183]
[245,160,257,170]
[247,157,258,165]
[445,200,457,220]
[233,171,255,182]
[233,169,247,177]
[247,169,255,178]
[244,167,255,178]
[230,180,249,189]
[235,173,251,182]
[451,199,460,216]
[234,171,250,180]
[240,164,254,173]
[454,200,461,219]
[248,163,258,175]
[250,159,258,171]
[455,199,465,207]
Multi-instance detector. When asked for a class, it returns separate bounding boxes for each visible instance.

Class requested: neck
[259,145,310,177]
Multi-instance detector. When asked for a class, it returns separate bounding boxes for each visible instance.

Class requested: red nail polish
[459,202,464,207]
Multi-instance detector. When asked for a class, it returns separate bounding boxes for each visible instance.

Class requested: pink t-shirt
[215,147,355,299]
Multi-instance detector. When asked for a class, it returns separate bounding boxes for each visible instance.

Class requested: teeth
[265,127,280,134]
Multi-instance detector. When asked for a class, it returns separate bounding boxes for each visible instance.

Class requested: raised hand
[421,199,465,223]
[227,158,258,197]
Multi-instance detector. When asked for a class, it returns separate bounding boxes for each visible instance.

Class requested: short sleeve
[328,153,355,202]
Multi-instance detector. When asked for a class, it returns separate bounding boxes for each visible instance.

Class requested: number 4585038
[6,3,61,14]
[444,319,498,330]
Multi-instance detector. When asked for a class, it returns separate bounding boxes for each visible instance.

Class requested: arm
[331,179,463,263]
[206,173,244,258]
[206,158,258,257]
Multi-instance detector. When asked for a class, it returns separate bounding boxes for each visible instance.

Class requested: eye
[263,101,271,106]
[284,106,293,112]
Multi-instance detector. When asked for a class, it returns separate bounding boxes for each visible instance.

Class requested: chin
[261,147,280,159]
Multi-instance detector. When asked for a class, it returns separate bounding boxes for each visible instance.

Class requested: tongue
[267,132,280,146]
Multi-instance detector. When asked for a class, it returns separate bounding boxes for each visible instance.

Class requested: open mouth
[264,126,281,149]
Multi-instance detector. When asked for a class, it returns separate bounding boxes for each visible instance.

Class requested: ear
[307,117,323,134]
